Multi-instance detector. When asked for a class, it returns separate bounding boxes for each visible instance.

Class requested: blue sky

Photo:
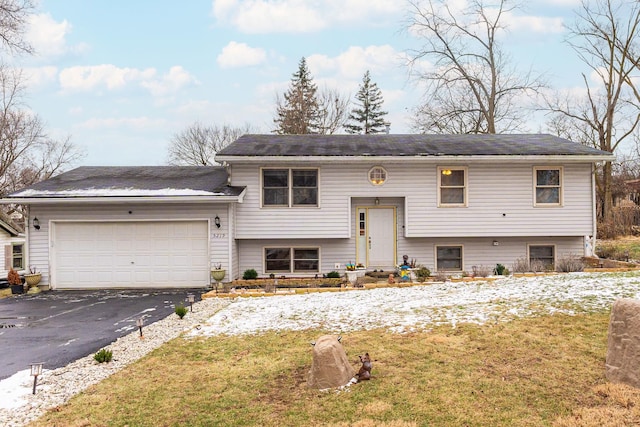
[14,0,589,166]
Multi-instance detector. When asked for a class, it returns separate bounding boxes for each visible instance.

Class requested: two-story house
[4,134,613,290]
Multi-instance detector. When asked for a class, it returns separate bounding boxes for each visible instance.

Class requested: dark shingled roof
[8,166,244,198]
[217,134,612,157]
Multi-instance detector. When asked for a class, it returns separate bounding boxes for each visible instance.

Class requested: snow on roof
[11,187,228,198]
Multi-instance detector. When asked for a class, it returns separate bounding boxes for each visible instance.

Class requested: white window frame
[261,168,319,208]
[264,247,320,273]
[527,244,556,270]
[435,244,464,272]
[12,243,24,270]
[437,166,468,207]
[533,166,563,207]
[368,166,387,186]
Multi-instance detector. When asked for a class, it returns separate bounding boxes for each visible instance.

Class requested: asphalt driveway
[0,289,202,381]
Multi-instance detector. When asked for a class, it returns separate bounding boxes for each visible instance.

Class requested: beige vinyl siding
[231,162,595,240]
[28,203,232,288]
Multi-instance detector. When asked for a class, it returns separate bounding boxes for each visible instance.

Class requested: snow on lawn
[192,271,640,337]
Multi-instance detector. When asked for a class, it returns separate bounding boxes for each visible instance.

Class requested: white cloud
[505,14,565,34]
[308,45,403,79]
[26,13,88,58]
[22,66,58,88]
[217,41,267,68]
[211,0,402,33]
[140,66,199,97]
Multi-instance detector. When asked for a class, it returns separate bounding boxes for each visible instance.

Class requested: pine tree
[273,57,320,134]
[345,70,388,134]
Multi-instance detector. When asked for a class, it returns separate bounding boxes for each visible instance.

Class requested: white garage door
[52,221,209,289]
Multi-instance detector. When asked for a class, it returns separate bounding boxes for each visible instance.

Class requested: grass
[28,310,640,427]
[0,288,11,299]
[596,236,640,262]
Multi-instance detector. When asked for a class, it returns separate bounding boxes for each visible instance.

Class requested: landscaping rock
[307,335,355,389]
[606,298,640,388]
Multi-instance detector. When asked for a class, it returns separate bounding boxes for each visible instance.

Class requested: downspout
[590,163,597,257]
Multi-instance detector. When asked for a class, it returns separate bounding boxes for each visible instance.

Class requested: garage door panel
[53,221,209,289]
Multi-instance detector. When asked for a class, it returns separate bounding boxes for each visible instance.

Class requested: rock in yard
[606,298,640,388]
[307,335,355,389]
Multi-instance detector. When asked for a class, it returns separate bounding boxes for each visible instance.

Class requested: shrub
[494,263,507,275]
[472,265,491,278]
[7,268,21,285]
[175,304,188,319]
[529,259,548,273]
[326,271,341,278]
[556,254,585,272]
[415,266,431,282]
[94,348,113,363]
[511,257,530,273]
[434,270,448,282]
[243,269,258,280]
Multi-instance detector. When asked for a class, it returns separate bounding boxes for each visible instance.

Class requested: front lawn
[29,311,640,427]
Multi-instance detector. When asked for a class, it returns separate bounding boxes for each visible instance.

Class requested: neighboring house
[3,134,613,290]
[0,212,25,282]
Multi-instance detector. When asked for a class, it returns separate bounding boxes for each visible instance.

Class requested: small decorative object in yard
[345,262,356,271]
[606,298,640,388]
[94,348,113,363]
[356,353,372,382]
[175,304,188,319]
[187,294,195,312]
[136,317,144,338]
[8,267,23,294]
[211,263,226,291]
[25,265,42,288]
[307,335,355,389]
[388,273,395,284]
[30,362,43,394]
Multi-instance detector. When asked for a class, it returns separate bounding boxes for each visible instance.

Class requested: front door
[357,207,396,269]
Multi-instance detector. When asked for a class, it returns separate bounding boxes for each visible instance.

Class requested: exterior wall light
[492,240,499,246]
[30,362,43,394]
[33,217,40,230]
[214,215,221,228]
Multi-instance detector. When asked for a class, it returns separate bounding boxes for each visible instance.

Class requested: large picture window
[534,167,562,206]
[265,247,319,273]
[438,167,467,207]
[263,169,318,207]
[436,245,463,271]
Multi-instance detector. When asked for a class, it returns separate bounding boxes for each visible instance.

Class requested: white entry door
[366,208,396,269]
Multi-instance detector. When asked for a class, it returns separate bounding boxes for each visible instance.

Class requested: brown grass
[27,312,640,427]
[0,288,11,299]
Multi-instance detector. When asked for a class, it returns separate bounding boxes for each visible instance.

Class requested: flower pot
[211,269,226,282]
[346,271,358,284]
[25,273,41,287]
[10,284,24,294]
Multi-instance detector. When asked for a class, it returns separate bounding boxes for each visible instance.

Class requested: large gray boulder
[307,335,355,389]
[606,298,640,388]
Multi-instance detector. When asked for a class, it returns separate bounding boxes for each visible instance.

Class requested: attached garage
[52,220,210,289]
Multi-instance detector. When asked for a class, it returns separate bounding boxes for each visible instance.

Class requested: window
[438,167,467,207]
[534,167,562,206]
[529,245,555,270]
[263,169,318,207]
[436,245,463,271]
[12,243,24,269]
[369,166,387,185]
[265,247,319,273]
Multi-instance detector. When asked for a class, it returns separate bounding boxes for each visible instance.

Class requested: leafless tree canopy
[316,86,350,135]
[167,122,253,166]
[545,0,640,218]
[406,0,545,134]
[0,0,34,54]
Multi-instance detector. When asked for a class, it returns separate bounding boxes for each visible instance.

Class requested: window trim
[264,246,320,274]
[437,166,468,207]
[527,244,556,271]
[261,167,319,208]
[435,244,464,272]
[12,243,24,270]
[533,166,563,207]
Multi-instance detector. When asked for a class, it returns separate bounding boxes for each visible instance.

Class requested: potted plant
[345,262,358,284]
[210,263,226,290]
[24,265,42,288]
[8,267,23,294]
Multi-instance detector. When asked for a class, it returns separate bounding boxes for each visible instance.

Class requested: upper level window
[438,167,467,207]
[263,169,318,207]
[369,166,387,185]
[534,167,562,206]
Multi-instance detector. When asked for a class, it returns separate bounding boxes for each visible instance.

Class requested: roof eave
[216,154,616,164]
[2,195,244,205]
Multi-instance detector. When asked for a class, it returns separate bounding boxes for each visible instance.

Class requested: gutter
[2,194,245,205]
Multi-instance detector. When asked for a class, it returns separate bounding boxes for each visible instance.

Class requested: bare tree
[317,86,350,135]
[167,122,253,166]
[405,0,545,134]
[545,0,640,218]
[0,0,34,54]
[273,57,321,135]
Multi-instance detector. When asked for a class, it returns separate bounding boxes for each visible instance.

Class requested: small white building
[3,134,614,290]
